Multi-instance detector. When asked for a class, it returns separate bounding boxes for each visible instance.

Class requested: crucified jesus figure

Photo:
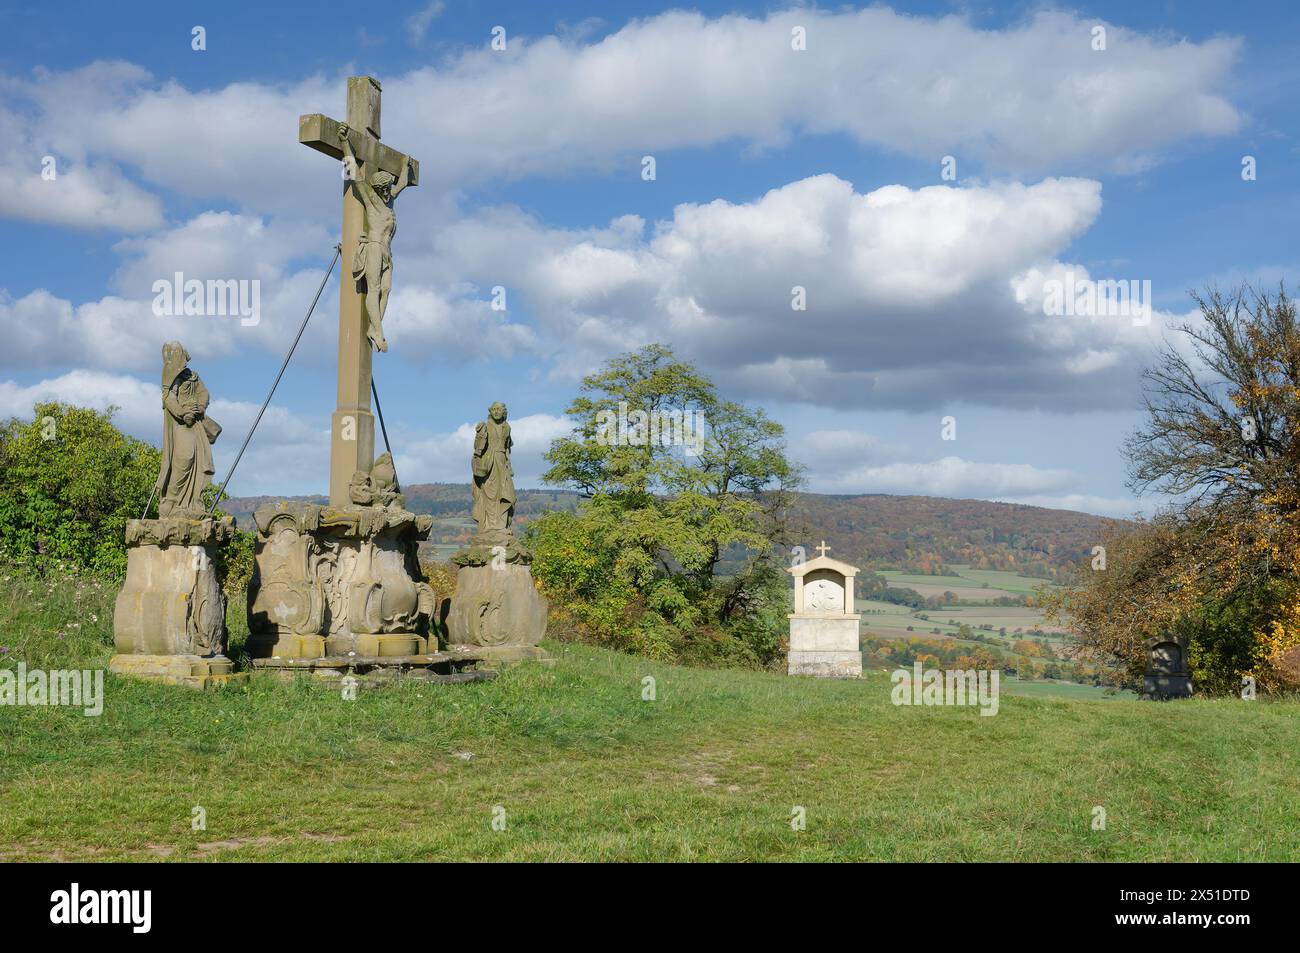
[339,123,410,353]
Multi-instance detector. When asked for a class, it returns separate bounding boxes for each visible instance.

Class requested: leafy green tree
[0,402,159,576]
[531,344,802,666]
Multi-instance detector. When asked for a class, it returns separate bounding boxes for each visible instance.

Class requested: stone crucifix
[299,76,420,506]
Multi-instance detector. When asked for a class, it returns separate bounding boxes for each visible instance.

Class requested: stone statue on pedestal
[447,402,549,661]
[110,342,240,689]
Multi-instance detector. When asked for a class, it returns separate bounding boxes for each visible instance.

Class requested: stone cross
[816,540,831,557]
[299,76,420,506]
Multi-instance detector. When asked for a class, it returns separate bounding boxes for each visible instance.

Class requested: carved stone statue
[339,123,410,353]
[448,401,548,656]
[471,402,517,533]
[111,341,237,688]
[348,452,404,509]
[156,341,221,518]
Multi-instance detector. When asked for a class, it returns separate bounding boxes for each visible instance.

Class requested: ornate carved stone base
[451,528,532,567]
[247,501,435,659]
[446,559,548,651]
[108,653,246,690]
[113,517,234,658]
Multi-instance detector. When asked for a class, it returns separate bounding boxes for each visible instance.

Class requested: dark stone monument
[1143,634,1193,699]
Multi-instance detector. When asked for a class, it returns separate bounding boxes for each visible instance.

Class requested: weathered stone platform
[448,644,555,667]
[250,648,497,684]
[108,653,247,690]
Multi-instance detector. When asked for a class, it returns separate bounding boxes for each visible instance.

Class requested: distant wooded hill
[786,493,1125,580]
[222,485,1124,578]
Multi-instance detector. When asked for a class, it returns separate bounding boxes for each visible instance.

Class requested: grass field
[877,566,1054,602]
[1,572,1297,861]
[858,599,1064,638]
[999,676,1134,701]
[865,567,1067,641]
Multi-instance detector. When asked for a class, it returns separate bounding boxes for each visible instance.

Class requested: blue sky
[2,0,1297,516]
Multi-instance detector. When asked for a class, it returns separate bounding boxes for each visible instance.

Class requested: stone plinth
[109,653,245,690]
[1143,674,1193,699]
[114,516,234,656]
[111,516,238,688]
[246,501,435,659]
[788,615,862,677]
[447,532,548,657]
[466,645,554,666]
[786,550,862,678]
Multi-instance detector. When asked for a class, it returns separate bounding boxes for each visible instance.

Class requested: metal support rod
[139,484,159,521]
[206,244,342,518]
[371,376,400,492]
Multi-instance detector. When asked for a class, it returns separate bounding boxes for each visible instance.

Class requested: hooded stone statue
[470,402,516,533]
[156,341,221,517]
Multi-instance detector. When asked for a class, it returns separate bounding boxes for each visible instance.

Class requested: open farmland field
[876,567,1055,603]
[862,567,1064,640]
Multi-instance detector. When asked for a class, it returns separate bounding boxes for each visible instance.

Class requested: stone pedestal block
[114,517,234,657]
[446,562,548,651]
[460,644,555,668]
[787,614,862,678]
[247,501,434,659]
[111,517,238,690]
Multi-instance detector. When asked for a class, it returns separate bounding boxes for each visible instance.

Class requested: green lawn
[1,572,1297,861]
[999,676,1135,701]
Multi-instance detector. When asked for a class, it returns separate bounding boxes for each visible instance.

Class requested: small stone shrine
[787,541,862,678]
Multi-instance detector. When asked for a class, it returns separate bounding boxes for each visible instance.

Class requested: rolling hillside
[788,493,1125,579]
